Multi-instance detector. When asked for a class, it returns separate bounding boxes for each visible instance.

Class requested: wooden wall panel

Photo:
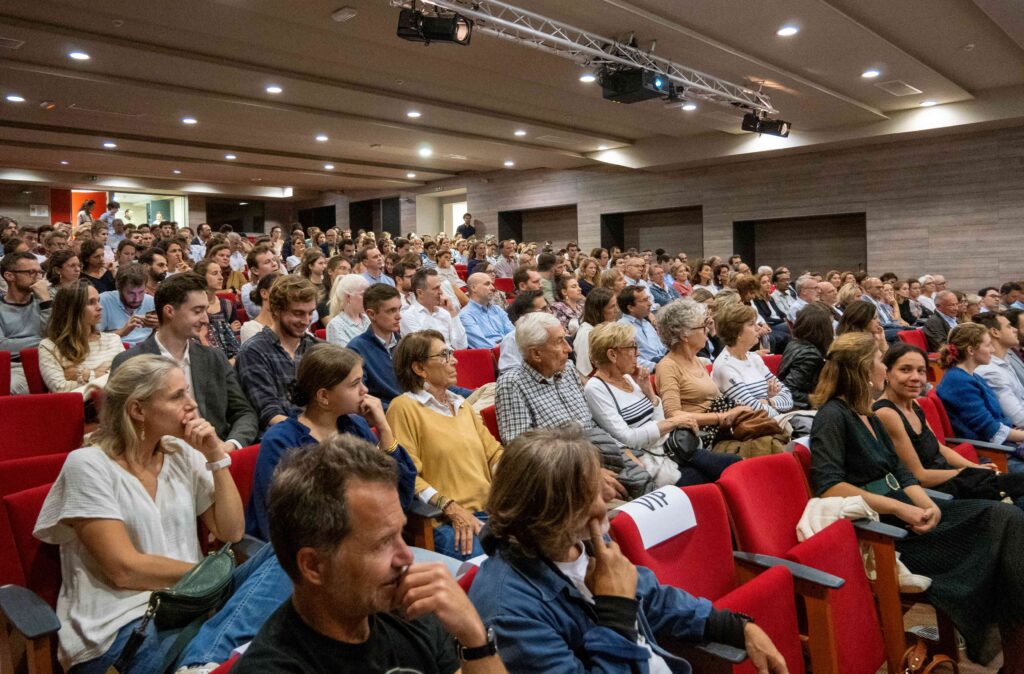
[622,208,704,258]
[739,213,866,275]
[520,205,578,246]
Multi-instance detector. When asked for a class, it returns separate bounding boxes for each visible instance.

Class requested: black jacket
[778,339,824,410]
[753,297,787,326]
[922,312,954,353]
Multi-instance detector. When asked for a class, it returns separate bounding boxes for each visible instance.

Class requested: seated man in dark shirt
[234,434,505,674]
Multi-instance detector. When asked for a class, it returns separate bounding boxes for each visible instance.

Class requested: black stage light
[600,67,669,104]
[397,7,472,45]
[741,112,792,137]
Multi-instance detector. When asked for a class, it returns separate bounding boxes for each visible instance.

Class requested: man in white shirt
[975,312,1024,426]
[493,239,518,279]
[770,267,796,316]
[785,275,820,323]
[190,222,213,262]
[399,268,467,349]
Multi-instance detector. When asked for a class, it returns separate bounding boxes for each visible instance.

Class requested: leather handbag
[728,408,786,441]
[663,427,702,465]
[899,639,958,674]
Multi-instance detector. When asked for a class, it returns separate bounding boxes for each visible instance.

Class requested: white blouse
[37,333,125,394]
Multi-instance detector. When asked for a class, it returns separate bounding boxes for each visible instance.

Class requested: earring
[869,380,874,387]
[140,427,146,443]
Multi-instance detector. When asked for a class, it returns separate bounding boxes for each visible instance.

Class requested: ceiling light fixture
[579,72,597,83]
[173,169,182,174]
[417,146,433,158]
[682,102,697,111]
[503,160,515,167]
[597,145,608,151]
[315,134,329,142]
[407,110,422,118]
[861,69,880,79]
[513,129,526,136]
[741,112,791,137]
[5,94,25,103]
[406,172,417,178]
[103,141,117,148]
[397,6,473,45]
[181,117,198,125]
[324,164,335,170]
[59,160,69,165]
[265,85,283,94]
[920,100,937,107]
[776,25,799,37]
[239,202,248,206]
[225,154,237,159]
[68,51,90,60]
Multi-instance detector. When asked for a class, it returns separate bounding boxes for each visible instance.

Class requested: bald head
[862,277,883,300]
[467,272,495,305]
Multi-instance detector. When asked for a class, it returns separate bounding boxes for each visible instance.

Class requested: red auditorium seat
[229,444,261,509]
[457,565,478,593]
[19,348,47,394]
[0,350,10,396]
[717,453,951,672]
[216,290,236,303]
[0,393,84,461]
[314,328,326,340]
[454,263,468,281]
[761,353,782,376]
[493,277,514,295]
[921,392,1012,471]
[896,331,942,382]
[480,405,500,443]
[235,304,249,324]
[454,349,496,390]
[610,484,808,673]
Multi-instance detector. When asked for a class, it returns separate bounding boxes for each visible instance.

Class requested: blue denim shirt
[469,545,713,674]
[619,315,666,369]
[459,300,514,349]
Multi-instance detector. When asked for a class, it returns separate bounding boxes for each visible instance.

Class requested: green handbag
[107,544,236,674]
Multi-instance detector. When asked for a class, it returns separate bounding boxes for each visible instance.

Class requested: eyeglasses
[426,348,455,363]
[614,344,638,352]
[10,269,42,277]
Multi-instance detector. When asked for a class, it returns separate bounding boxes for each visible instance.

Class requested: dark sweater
[347,327,402,408]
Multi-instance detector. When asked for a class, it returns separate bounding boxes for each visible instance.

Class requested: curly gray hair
[656,298,706,350]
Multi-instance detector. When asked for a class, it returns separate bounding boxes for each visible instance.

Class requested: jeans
[69,619,186,674]
[433,513,487,561]
[675,450,742,487]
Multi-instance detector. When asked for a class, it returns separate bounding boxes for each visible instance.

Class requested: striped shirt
[711,349,793,418]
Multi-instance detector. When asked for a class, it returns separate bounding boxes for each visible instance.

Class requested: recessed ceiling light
[68,51,90,61]
[406,172,417,178]
[417,147,433,158]
[503,160,515,167]
[920,100,937,107]
[5,94,25,103]
[579,72,597,83]
[173,169,182,174]
[59,160,69,165]
[597,145,608,151]
[324,163,335,170]
[103,141,117,148]
[265,85,283,94]
[514,129,527,136]
[861,69,880,79]
[776,25,799,37]
[181,117,198,125]
[406,110,422,118]
[225,154,237,160]
[239,202,248,206]
[682,102,698,111]
[315,134,329,142]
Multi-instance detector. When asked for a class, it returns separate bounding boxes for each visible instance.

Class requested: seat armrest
[0,585,60,640]
[235,534,267,561]
[922,488,952,502]
[946,437,1014,453]
[696,641,746,664]
[853,518,908,540]
[408,500,443,519]
[733,551,844,589]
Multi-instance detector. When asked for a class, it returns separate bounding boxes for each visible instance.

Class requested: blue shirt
[362,271,395,287]
[619,314,666,369]
[98,290,155,345]
[458,300,514,349]
[246,414,417,540]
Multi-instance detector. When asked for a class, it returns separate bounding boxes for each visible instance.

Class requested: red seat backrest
[480,405,500,443]
[925,389,954,437]
[917,397,978,462]
[457,565,478,593]
[19,348,47,394]
[314,328,326,340]
[897,330,928,352]
[610,485,736,601]
[209,653,240,673]
[0,350,10,396]
[236,304,250,324]
[454,349,496,390]
[4,483,61,607]
[717,453,809,557]
[229,445,261,509]
[0,392,84,460]
[792,441,812,479]
[762,354,782,376]
[0,453,68,498]
[493,278,514,295]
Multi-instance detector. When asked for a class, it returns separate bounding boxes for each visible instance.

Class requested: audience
[496,289,548,375]
[358,244,395,287]
[778,302,833,409]
[400,268,468,349]
[45,249,82,297]
[38,282,124,394]
[0,251,52,393]
[974,312,1024,427]
[809,332,1024,665]
[923,289,960,352]
[325,274,371,348]
[573,286,618,378]
[770,266,796,315]
[459,271,514,349]
[550,273,585,337]
[836,299,888,354]
[239,244,280,319]
[239,273,280,344]
[785,274,820,322]
[33,355,244,673]
[388,330,503,559]
[711,302,793,418]
[236,276,319,428]
[193,259,241,359]
[347,283,404,407]
[298,248,328,302]
[98,263,157,346]
[80,239,116,293]
[617,285,665,368]
[470,426,786,673]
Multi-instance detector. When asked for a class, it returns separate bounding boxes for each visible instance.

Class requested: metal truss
[390,0,777,114]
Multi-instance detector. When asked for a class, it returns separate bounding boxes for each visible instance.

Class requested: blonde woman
[325,273,370,347]
[38,282,124,394]
[33,355,243,673]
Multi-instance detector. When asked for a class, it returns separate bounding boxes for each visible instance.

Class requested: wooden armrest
[408,500,443,519]
[853,518,908,540]
[733,551,844,589]
[0,585,60,640]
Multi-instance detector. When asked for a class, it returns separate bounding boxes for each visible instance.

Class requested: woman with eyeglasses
[387,330,503,560]
[584,322,723,488]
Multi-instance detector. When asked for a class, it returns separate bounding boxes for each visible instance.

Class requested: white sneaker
[174,663,220,674]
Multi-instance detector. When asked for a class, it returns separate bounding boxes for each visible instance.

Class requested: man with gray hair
[785,274,821,323]
[922,289,960,352]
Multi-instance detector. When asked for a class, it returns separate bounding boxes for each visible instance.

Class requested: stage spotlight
[741,112,791,137]
[397,6,472,45]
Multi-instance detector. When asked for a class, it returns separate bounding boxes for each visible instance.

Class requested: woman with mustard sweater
[386,329,503,560]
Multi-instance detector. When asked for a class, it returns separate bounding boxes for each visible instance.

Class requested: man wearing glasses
[0,252,52,394]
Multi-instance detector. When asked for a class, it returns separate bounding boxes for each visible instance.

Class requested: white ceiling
[1,0,1023,198]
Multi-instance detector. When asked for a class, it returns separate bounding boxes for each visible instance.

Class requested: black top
[84,270,116,294]
[233,600,459,674]
[778,339,823,410]
[809,398,919,496]
[872,399,950,470]
[456,223,476,238]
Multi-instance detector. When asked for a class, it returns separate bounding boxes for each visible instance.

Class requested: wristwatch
[205,455,232,472]
[458,626,497,661]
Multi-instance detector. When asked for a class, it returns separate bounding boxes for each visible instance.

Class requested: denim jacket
[469,543,719,674]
